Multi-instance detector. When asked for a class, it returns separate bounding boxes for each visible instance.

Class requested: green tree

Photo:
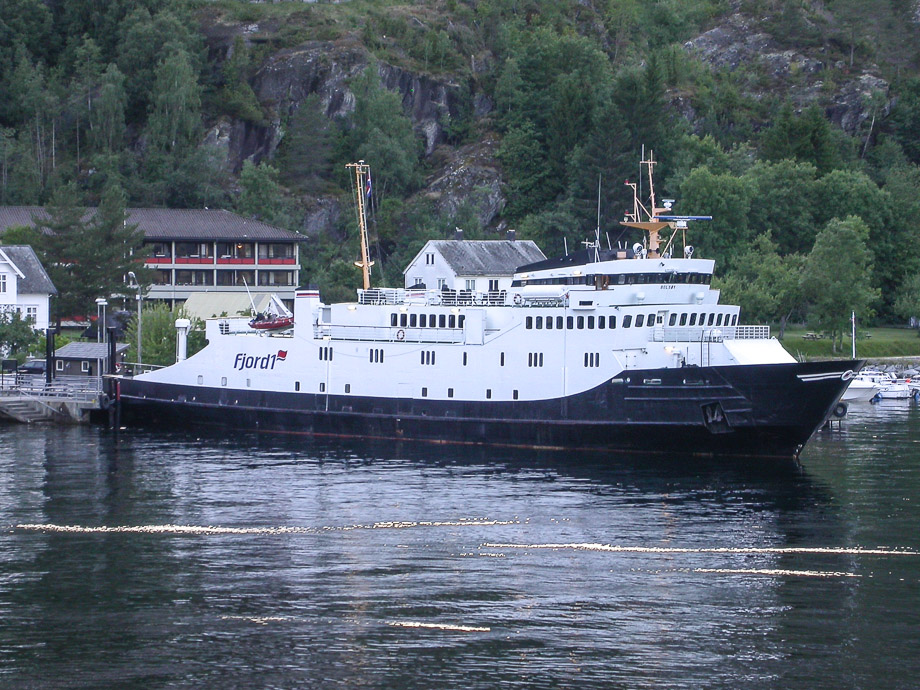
[892,273,920,333]
[146,48,201,155]
[0,310,42,361]
[744,159,820,255]
[90,63,127,154]
[497,120,552,220]
[715,233,806,337]
[801,216,879,352]
[346,64,422,197]
[36,182,146,322]
[123,303,205,367]
[237,160,287,226]
[678,166,753,272]
[760,104,842,175]
[277,94,333,193]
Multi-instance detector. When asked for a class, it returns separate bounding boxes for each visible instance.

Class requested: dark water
[1,403,919,689]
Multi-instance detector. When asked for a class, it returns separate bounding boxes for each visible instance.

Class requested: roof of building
[0,207,305,242]
[55,341,129,359]
[408,240,546,277]
[182,292,278,321]
[0,245,57,295]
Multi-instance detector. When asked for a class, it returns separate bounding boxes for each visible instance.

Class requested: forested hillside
[2,0,920,336]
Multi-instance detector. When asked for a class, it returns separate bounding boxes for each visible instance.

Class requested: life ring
[396,329,405,341]
[513,293,522,305]
[831,401,848,418]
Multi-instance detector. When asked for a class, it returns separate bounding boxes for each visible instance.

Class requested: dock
[0,375,108,424]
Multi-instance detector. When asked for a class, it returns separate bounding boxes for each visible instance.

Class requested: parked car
[17,359,46,375]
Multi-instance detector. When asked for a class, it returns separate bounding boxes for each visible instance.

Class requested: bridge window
[587,316,595,329]
[669,313,677,326]
[400,313,408,327]
[635,314,645,328]
[449,315,456,328]
[419,314,427,327]
[623,315,632,328]
[679,313,687,326]
[577,316,585,329]
[567,316,574,329]
[731,314,737,325]
[598,316,605,329]
[708,313,715,326]
[410,314,417,327]
[546,316,553,330]
[536,316,543,329]
[717,314,724,326]
[689,313,697,326]
[391,313,398,327]
[439,315,446,328]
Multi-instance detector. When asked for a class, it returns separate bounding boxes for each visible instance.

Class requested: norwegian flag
[277,350,288,361]
[365,172,372,198]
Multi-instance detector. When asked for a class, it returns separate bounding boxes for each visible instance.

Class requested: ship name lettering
[234,353,278,371]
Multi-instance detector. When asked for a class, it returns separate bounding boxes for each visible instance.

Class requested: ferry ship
[117,158,861,459]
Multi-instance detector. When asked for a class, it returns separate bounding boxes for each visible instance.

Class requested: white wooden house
[403,236,545,293]
[0,245,56,330]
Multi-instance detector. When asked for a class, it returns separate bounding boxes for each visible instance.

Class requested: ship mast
[620,152,672,258]
[347,161,374,290]
[621,151,710,258]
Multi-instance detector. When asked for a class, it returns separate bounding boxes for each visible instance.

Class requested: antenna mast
[346,161,374,290]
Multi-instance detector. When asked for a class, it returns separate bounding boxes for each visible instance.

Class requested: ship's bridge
[511,257,715,289]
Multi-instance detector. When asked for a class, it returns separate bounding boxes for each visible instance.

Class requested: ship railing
[651,325,770,342]
[357,288,508,307]
[314,324,465,343]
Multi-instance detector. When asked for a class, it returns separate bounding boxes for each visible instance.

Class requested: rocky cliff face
[200,7,893,240]
[683,11,891,134]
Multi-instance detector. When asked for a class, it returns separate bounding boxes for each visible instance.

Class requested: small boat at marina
[855,370,912,400]
[841,376,883,402]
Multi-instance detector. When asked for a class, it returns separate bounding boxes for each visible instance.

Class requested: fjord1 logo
[234,350,288,371]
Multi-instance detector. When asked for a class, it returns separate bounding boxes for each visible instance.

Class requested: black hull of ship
[115,360,860,460]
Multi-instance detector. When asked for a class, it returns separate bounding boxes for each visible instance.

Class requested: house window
[258,243,294,260]
[489,279,499,292]
[153,270,172,285]
[258,270,295,286]
[465,279,476,291]
[425,252,435,265]
[56,360,64,372]
[81,361,90,373]
[437,278,447,290]
[0,274,6,292]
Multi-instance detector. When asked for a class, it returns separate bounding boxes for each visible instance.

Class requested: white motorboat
[855,370,912,400]
[841,376,882,402]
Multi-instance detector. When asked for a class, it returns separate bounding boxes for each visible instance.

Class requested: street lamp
[95,297,107,377]
[95,298,108,344]
[127,271,142,366]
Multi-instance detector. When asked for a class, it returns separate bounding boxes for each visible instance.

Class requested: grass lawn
[778,326,920,359]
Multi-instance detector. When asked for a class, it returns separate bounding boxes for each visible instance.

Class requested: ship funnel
[175,318,191,362]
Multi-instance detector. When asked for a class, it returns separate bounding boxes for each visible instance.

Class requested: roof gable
[0,245,57,295]
[410,240,545,276]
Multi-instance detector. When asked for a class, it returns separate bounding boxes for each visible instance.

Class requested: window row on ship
[391,312,466,329]
[524,311,738,330]
[512,272,713,287]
